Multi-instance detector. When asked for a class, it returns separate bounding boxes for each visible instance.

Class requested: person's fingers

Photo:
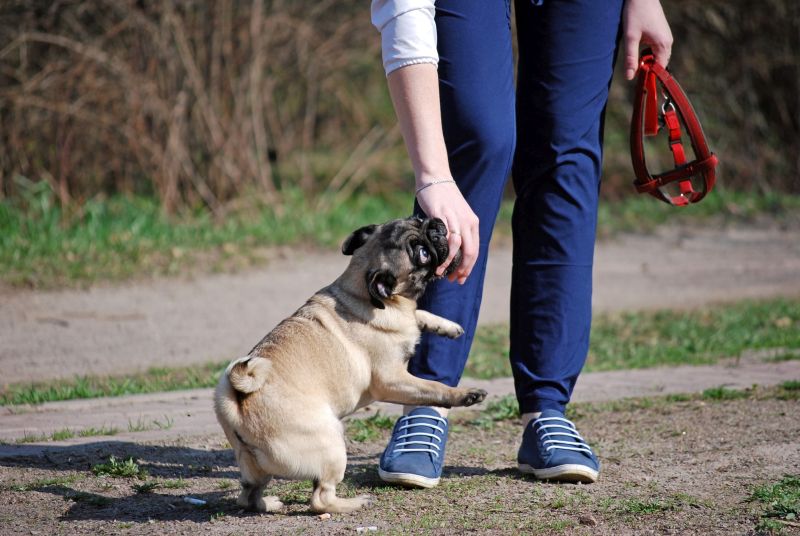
[651,40,672,69]
[438,227,463,278]
[454,220,479,284]
[433,214,459,276]
[624,29,641,81]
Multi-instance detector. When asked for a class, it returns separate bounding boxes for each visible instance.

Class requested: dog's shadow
[0,440,246,523]
[2,442,516,523]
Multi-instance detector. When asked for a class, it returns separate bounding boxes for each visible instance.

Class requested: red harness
[630,49,719,206]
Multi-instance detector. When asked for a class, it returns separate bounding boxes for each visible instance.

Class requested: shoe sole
[518,463,599,483]
[378,468,440,489]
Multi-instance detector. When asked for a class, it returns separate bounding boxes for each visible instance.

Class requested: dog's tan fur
[214,217,487,514]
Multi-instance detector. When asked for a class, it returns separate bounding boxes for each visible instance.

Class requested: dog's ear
[366,269,396,309]
[342,224,378,255]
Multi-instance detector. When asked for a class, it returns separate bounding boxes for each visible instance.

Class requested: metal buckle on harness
[630,49,719,206]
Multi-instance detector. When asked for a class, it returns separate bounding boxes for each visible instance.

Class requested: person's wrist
[415,171,454,188]
[415,179,457,196]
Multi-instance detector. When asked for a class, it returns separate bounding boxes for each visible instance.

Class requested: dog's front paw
[447,323,465,339]
[458,388,487,407]
[435,321,463,339]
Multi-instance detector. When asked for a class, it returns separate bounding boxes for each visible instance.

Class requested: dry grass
[0,0,796,213]
[0,0,399,213]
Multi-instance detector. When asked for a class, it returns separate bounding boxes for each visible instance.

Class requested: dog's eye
[417,246,430,265]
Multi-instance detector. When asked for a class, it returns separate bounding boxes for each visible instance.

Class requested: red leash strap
[630,49,719,206]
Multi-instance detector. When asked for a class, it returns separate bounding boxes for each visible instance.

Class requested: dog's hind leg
[234,439,283,513]
[309,434,373,514]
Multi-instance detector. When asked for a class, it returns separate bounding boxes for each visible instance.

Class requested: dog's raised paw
[436,322,464,339]
[460,388,488,407]
[447,324,465,339]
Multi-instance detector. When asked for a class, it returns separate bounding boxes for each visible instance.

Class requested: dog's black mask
[342,216,463,309]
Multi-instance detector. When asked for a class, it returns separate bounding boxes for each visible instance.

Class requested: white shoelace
[533,416,594,455]
[391,414,447,458]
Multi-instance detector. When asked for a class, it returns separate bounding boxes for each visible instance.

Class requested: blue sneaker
[517,409,600,483]
[378,407,448,488]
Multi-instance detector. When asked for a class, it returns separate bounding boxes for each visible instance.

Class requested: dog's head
[341,217,462,309]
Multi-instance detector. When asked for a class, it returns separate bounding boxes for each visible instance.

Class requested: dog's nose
[424,218,450,267]
[426,217,448,238]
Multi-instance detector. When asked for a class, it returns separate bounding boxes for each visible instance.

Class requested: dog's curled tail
[214,356,271,431]
[226,356,271,394]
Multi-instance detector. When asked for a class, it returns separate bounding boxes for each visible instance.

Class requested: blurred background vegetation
[0,0,798,286]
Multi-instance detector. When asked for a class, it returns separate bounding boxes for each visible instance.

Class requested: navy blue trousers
[410,0,623,413]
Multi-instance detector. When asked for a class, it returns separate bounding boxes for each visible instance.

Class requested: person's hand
[622,0,673,80]
[416,180,479,284]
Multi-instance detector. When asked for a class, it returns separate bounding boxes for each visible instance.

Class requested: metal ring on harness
[630,49,719,206]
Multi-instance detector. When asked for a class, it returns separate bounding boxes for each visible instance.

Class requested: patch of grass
[77,425,119,438]
[464,324,511,379]
[467,298,800,379]
[12,424,119,443]
[702,385,752,401]
[132,481,160,494]
[0,362,225,406]
[766,352,800,363]
[347,412,395,442]
[751,475,800,533]
[273,480,314,504]
[91,456,148,479]
[8,475,80,492]
[127,415,173,433]
[131,477,187,493]
[66,491,112,507]
[617,497,678,515]
[0,187,413,288]
[188,463,213,475]
[153,415,174,430]
[127,417,149,433]
[665,393,693,402]
[547,488,590,510]
[595,188,800,237]
[780,380,800,391]
[209,511,227,522]
[528,518,577,533]
[14,431,49,444]
[50,428,76,441]
[4,183,796,289]
[160,478,188,489]
[776,381,800,401]
[471,395,519,428]
[612,492,706,517]
[586,298,800,372]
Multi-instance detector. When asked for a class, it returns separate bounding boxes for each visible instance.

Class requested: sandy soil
[1,390,798,534]
[2,224,800,385]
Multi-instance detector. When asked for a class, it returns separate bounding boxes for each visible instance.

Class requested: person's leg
[511,0,623,481]
[409,0,516,391]
[379,0,516,488]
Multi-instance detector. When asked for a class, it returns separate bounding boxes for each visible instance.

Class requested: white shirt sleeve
[371,0,438,75]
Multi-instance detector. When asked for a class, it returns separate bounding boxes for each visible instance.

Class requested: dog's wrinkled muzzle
[424,218,462,277]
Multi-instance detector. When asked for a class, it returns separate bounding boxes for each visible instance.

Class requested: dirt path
[2,224,800,385]
[1,350,798,450]
[1,376,798,534]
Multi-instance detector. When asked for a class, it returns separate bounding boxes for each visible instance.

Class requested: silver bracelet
[415,179,456,196]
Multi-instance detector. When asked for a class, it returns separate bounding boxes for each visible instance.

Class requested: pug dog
[214,216,487,514]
